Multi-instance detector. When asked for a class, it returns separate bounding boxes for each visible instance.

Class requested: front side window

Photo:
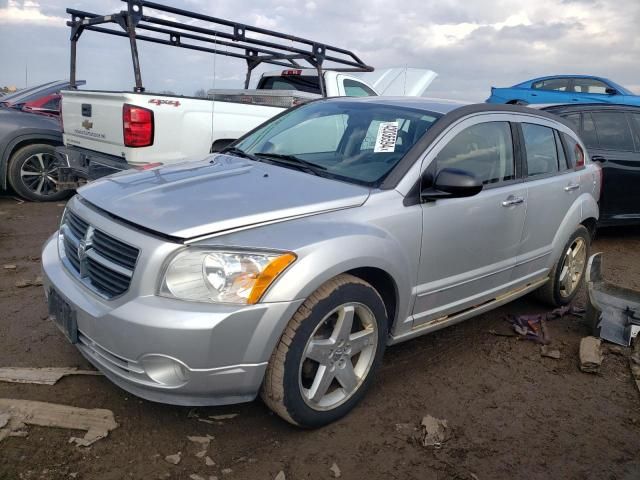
[343,79,377,97]
[235,101,440,186]
[435,122,515,185]
[591,112,635,151]
[573,78,611,94]
[522,123,558,177]
[532,78,570,91]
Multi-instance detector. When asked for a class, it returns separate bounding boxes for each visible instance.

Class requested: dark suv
[543,104,640,226]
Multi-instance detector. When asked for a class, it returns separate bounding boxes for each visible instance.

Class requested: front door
[413,119,527,326]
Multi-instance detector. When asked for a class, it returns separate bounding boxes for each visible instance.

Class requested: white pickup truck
[58,68,436,184]
[56,1,436,188]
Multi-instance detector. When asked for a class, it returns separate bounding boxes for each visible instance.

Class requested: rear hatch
[61,90,129,158]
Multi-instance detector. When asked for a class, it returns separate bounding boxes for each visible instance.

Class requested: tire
[535,226,591,307]
[7,143,70,202]
[261,274,388,428]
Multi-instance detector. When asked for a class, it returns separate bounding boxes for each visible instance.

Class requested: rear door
[587,110,640,223]
[528,78,573,103]
[512,121,582,280]
[413,117,527,325]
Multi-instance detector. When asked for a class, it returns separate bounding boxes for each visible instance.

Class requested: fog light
[140,355,190,387]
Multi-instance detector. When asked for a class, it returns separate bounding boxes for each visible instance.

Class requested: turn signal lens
[247,253,297,304]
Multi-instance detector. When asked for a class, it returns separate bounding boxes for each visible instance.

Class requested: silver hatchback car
[42,98,601,427]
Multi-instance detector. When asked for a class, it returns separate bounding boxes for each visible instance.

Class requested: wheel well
[346,267,398,332]
[507,99,523,105]
[581,217,598,240]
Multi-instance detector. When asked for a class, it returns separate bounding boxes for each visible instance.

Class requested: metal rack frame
[66,0,374,96]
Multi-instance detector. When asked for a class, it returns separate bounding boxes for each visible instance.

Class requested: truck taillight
[123,104,154,147]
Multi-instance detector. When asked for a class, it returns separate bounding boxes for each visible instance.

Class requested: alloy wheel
[558,237,587,298]
[19,152,60,197]
[298,302,378,411]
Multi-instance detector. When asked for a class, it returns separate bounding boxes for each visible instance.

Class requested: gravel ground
[1,194,639,480]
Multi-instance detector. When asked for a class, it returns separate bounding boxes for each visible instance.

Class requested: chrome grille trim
[59,209,140,299]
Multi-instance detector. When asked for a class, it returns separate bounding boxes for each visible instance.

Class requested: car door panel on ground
[413,119,527,325]
[563,109,640,224]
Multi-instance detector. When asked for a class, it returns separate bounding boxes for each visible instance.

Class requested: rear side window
[436,122,515,185]
[581,113,599,149]
[563,113,581,130]
[554,131,569,170]
[522,123,558,177]
[343,79,377,97]
[591,112,635,151]
[532,78,570,91]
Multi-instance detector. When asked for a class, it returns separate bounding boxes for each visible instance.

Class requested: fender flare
[549,192,599,266]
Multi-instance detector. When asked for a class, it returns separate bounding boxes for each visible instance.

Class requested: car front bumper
[41,234,303,406]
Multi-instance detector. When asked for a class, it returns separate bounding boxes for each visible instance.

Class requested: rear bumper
[55,145,130,189]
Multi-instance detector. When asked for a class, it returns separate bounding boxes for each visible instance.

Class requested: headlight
[159,249,296,305]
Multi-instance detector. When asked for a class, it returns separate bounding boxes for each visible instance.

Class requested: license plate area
[48,288,78,344]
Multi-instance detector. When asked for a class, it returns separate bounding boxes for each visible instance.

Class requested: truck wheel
[7,144,70,202]
[535,226,590,307]
[261,274,387,428]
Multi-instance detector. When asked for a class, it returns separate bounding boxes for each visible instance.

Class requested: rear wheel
[261,274,387,428]
[7,144,70,202]
[535,226,590,307]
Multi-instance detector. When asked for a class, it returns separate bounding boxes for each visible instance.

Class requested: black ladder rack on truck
[66,0,374,96]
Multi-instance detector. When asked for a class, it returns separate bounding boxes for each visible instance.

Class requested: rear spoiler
[65,0,373,97]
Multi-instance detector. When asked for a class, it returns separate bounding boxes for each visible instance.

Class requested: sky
[0,0,639,101]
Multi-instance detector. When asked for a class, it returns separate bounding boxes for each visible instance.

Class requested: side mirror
[421,168,483,201]
[605,87,618,95]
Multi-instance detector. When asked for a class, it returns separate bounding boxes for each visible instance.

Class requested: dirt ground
[1,194,639,480]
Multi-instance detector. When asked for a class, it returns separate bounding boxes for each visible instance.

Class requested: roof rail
[66,0,374,96]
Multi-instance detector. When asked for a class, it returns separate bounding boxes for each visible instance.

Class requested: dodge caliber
[42,98,601,427]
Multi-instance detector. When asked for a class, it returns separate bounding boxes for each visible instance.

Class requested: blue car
[486,75,639,106]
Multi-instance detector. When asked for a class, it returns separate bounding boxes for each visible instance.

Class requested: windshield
[234,100,441,186]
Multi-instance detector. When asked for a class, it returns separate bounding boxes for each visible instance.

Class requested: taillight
[59,101,64,133]
[574,143,585,169]
[123,104,154,147]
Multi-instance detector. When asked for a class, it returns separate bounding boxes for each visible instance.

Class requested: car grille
[60,210,140,299]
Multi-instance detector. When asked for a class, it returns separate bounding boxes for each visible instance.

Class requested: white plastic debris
[0,367,101,385]
[274,471,286,480]
[420,415,451,447]
[0,398,117,447]
[329,463,342,478]
[165,452,182,465]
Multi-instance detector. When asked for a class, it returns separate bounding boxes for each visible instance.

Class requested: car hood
[78,155,370,239]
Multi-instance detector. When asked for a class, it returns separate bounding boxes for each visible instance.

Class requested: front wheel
[261,274,388,428]
[535,225,590,307]
[7,144,71,202]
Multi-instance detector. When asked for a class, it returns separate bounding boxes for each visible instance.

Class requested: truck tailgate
[61,90,128,158]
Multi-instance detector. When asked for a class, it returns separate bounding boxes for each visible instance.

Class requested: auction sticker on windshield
[374,122,399,153]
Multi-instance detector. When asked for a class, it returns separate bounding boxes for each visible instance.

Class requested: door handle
[502,196,524,207]
[564,183,580,192]
[591,155,607,163]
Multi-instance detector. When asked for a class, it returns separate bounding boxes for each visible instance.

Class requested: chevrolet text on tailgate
[57,1,435,189]
[43,98,601,427]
